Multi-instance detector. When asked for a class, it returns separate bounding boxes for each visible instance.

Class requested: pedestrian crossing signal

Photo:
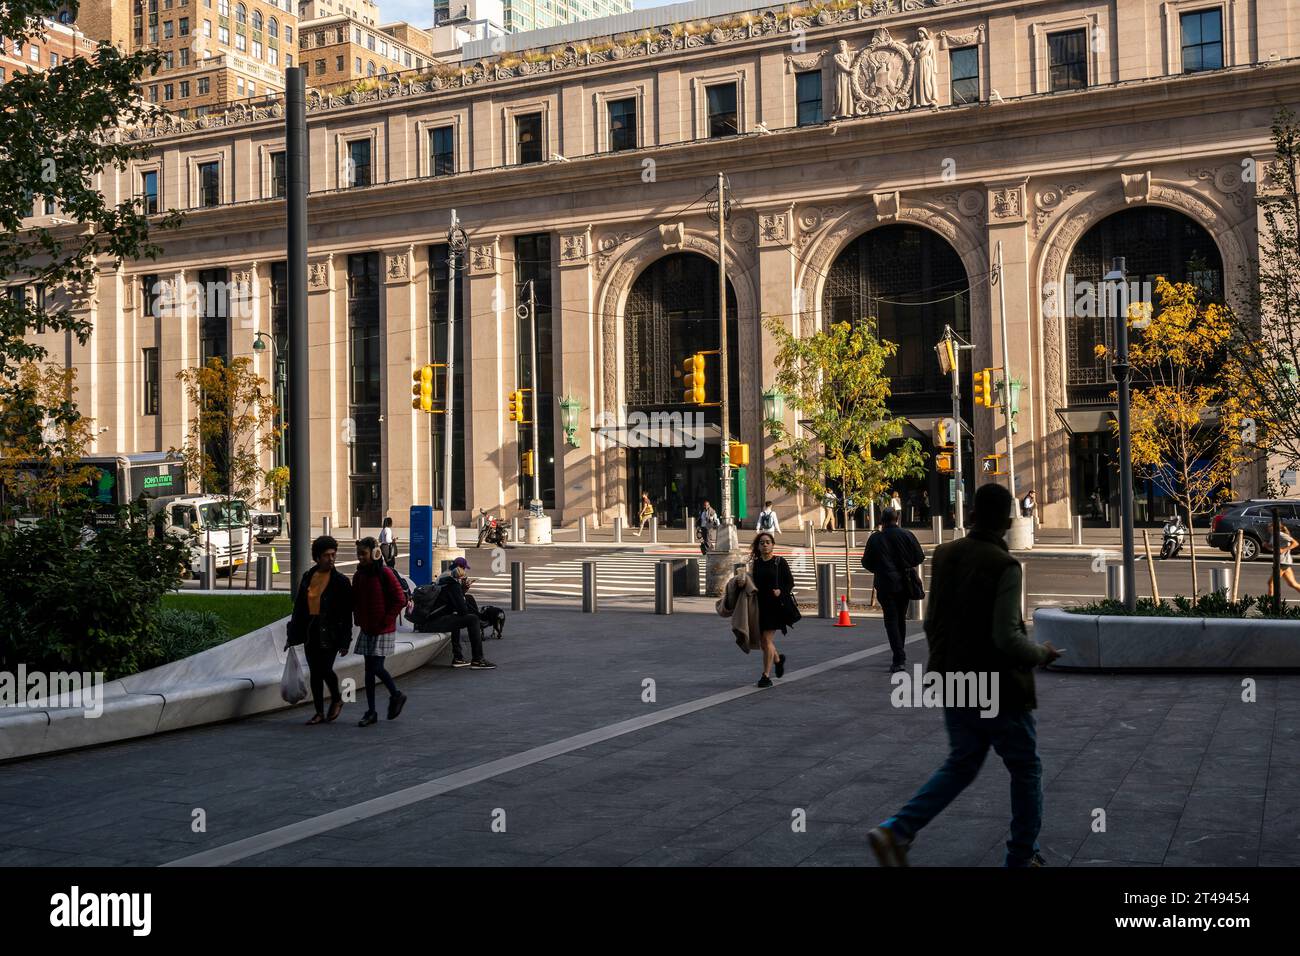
[683,353,706,405]
[973,368,992,407]
[522,449,535,477]
[982,454,1006,475]
[728,441,749,467]
[411,365,434,412]
[936,452,954,473]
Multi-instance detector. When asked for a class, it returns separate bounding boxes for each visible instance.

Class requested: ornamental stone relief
[1031,182,1082,237]
[560,232,588,263]
[1186,164,1249,212]
[470,242,498,275]
[385,250,410,282]
[989,184,1025,222]
[307,258,330,291]
[127,0,981,142]
[758,210,791,245]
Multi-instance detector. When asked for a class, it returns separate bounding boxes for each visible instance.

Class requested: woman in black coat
[285,535,354,724]
[748,531,795,688]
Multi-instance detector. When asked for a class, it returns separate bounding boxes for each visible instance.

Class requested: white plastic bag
[280,646,308,704]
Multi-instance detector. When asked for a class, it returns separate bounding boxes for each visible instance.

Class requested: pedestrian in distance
[426,557,497,669]
[821,491,838,533]
[889,490,903,519]
[867,483,1063,868]
[635,492,654,537]
[862,507,925,674]
[697,500,720,555]
[1020,490,1038,528]
[351,536,409,727]
[379,516,398,568]
[748,532,796,687]
[1267,526,1300,602]
[756,500,781,535]
[285,535,353,725]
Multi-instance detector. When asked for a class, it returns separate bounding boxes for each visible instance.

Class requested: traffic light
[935,417,955,449]
[411,364,434,412]
[508,389,524,423]
[982,454,1005,475]
[972,367,992,407]
[682,353,706,405]
[728,441,749,468]
[935,337,955,376]
[935,452,954,473]
[522,449,535,477]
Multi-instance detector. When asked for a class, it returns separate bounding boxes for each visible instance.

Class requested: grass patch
[161,593,293,638]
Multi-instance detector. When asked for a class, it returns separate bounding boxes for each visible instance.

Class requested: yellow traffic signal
[682,353,706,405]
[973,368,992,407]
[508,389,522,423]
[936,452,954,473]
[935,417,954,448]
[935,338,955,376]
[522,449,535,477]
[411,365,434,412]
[728,441,750,468]
[982,454,1005,475]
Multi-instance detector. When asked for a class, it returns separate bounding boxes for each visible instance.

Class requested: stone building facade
[21,0,1300,531]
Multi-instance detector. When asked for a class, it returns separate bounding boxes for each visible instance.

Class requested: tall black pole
[1111,257,1137,611]
[286,69,310,588]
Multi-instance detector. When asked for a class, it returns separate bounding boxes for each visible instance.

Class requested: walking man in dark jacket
[427,557,497,669]
[285,535,354,724]
[862,507,925,673]
[867,484,1062,867]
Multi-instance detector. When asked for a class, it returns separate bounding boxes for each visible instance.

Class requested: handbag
[884,530,925,600]
[280,646,307,704]
[780,590,802,626]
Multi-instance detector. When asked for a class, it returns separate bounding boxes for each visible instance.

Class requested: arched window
[379,66,387,76]
[252,10,262,30]
[235,3,247,26]
[268,17,278,38]
[367,60,376,76]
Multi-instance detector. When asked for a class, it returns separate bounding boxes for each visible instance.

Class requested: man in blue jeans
[868,483,1063,867]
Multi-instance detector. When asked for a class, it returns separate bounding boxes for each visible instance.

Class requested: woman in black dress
[748,531,794,688]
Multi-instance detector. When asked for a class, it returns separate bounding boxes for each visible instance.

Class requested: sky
[379,0,677,30]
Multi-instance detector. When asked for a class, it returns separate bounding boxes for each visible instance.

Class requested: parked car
[1206,499,1300,561]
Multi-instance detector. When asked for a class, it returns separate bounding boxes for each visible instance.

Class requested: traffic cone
[271,548,280,574]
[833,594,856,627]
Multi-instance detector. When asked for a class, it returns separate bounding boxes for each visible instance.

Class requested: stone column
[382,244,421,518]
[554,228,599,527]
[307,253,340,530]
[465,234,511,521]
[159,268,194,467]
[755,205,799,525]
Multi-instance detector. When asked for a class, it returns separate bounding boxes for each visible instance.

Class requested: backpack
[408,578,447,631]
[758,510,775,530]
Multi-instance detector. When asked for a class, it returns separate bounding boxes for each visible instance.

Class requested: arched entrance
[822,224,971,527]
[624,253,740,525]
[1061,206,1223,527]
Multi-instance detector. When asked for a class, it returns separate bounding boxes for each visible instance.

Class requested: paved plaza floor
[1,607,1297,868]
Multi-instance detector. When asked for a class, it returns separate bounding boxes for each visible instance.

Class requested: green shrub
[151,608,230,666]
[1066,593,1300,619]
[0,505,189,679]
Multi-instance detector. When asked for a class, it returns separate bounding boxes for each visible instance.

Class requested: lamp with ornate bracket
[559,394,583,448]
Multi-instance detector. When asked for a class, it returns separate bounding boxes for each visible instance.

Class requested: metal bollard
[511,516,520,544]
[613,516,623,543]
[651,515,659,544]
[200,554,217,590]
[579,515,587,543]
[1073,514,1084,546]
[848,517,856,550]
[906,593,925,621]
[1210,567,1232,596]
[683,508,692,543]
[322,515,331,536]
[1106,565,1124,602]
[351,516,360,540]
[256,554,272,590]
[654,560,673,614]
[582,560,598,613]
[684,558,701,597]
[932,515,943,545]
[511,560,526,611]
[817,562,834,618]
[805,520,814,549]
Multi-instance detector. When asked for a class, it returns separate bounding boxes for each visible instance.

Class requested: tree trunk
[1186,503,1198,600]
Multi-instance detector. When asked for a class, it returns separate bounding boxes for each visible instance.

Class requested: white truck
[158,495,254,577]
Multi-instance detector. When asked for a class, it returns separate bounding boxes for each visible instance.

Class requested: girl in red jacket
[352,537,409,726]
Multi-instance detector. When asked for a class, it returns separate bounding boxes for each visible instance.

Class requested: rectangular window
[141,169,159,214]
[235,32,245,51]
[707,82,738,137]
[795,70,822,126]
[163,20,174,38]
[49,52,58,67]
[1181,8,1224,73]
[164,83,174,100]
[429,126,454,176]
[198,76,210,94]
[219,25,229,44]
[236,76,244,95]
[180,79,190,97]
[203,18,211,36]
[514,234,555,509]
[30,45,39,61]
[607,97,637,151]
[516,112,543,164]
[198,160,220,207]
[268,46,276,65]
[180,16,189,35]
[355,56,361,72]
[252,40,261,58]
[271,150,286,197]
[346,253,382,508]
[1048,28,1088,91]
[181,47,189,65]
[348,138,372,187]
[143,348,160,416]
[950,46,979,104]
[336,55,343,71]
[315,58,325,73]
[428,243,466,511]
[286,54,292,67]
[149,85,159,102]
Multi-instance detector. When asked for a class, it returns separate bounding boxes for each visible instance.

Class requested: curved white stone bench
[1033,607,1300,670]
[0,617,451,762]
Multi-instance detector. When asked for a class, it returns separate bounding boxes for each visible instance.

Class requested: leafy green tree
[1,2,180,457]
[763,314,926,600]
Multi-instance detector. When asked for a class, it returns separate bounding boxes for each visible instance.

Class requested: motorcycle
[477,508,508,549]
[1159,515,1186,560]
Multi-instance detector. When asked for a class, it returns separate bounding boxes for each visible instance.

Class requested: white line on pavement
[161,631,923,867]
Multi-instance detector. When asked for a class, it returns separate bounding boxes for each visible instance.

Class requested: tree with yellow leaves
[0,362,98,519]
[1099,278,1246,597]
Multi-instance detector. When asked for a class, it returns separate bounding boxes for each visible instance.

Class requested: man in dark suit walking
[862,507,924,673]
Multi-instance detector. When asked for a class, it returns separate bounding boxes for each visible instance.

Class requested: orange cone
[833,594,856,627]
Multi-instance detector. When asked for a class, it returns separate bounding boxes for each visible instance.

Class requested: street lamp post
[761,386,783,503]
[442,211,468,547]
[252,331,287,514]
[1106,257,1137,611]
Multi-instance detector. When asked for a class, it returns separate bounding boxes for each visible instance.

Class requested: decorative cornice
[125,0,980,142]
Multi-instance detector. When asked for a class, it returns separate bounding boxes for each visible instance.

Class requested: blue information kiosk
[409,505,434,586]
